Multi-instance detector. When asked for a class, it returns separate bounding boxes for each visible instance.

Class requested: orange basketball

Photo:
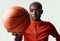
[3,6,30,34]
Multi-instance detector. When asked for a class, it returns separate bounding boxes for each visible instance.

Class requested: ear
[41,10,43,14]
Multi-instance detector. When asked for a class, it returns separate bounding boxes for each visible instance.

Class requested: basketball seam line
[10,15,28,30]
[21,17,30,34]
[10,14,25,18]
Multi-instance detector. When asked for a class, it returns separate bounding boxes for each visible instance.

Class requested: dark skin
[12,32,22,41]
[29,4,43,21]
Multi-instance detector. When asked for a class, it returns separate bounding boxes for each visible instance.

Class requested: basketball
[3,6,30,34]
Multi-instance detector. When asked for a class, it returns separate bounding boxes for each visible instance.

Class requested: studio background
[0,0,60,41]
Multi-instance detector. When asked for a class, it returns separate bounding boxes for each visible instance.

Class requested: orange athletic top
[21,20,60,41]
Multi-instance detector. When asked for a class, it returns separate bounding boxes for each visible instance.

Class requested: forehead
[30,5,39,10]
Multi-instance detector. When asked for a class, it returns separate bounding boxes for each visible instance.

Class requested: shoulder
[41,20,54,27]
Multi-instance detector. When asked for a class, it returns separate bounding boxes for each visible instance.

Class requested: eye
[30,9,33,12]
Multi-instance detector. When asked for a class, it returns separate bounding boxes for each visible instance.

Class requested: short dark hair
[29,1,42,9]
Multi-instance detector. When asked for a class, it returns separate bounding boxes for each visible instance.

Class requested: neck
[31,19,41,21]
